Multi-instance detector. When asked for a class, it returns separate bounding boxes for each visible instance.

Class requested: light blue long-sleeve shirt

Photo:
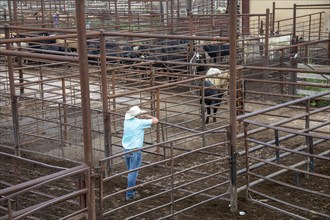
[122,118,152,150]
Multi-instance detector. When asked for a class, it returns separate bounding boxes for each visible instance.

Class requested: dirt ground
[100,109,329,220]
[2,138,328,220]
[120,99,329,219]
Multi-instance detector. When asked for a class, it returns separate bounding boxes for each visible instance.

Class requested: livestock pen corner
[0,1,330,218]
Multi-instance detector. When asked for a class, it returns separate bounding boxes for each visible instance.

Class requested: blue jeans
[124,149,142,199]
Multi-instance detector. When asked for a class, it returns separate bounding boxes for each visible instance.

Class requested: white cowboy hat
[125,106,147,119]
[206,68,221,76]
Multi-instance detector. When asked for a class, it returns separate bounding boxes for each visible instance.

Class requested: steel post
[4,24,20,157]
[74,1,96,219]
[293,4,296,38]
[264,8,270,67]
[99,30,112,171]
[228,0,238,213]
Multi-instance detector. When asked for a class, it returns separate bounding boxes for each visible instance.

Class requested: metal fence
[0,151,89,219]
[240,91,330,219]
[98,123,230,219]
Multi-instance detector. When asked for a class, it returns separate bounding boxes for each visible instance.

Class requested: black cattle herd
[13,32,230,65]
[11,32,231,124]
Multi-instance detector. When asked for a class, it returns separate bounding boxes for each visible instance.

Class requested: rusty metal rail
[0,153,90,220]
[0,1,329,219]
[241,91,330,219]
[98,123,230,219]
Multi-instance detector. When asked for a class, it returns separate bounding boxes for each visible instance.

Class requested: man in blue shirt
[122,106,159,200]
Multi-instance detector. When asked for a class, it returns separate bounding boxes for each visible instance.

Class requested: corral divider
[240,91,330,219]
[272,2,329,40]
[97,123,230,219]
[0,152,90,219]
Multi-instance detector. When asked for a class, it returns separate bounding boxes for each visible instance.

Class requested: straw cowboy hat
[125,106,147,119]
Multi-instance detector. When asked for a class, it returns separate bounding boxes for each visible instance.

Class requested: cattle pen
[0,1,329,219]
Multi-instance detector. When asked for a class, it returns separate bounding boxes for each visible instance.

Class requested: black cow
[105,42,121,56]
[136,39,190,64]
[13,32,56,50]
[39,44,72,53]
[136,44,168,63]
[202,44,230,63]
[137,39,212,78]
[200,79,224,124]
[87,41,135,64]
[194,51,208,74]
[119,44,139,64]
[28,32,57,49]
[86,41,100,64]
[121,44,135,58]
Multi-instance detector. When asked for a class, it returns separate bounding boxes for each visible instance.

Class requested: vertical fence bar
[61,78,68,144]
[188,2,193,36]
[98,162,105,220]
[74,1,95,219]
[241,77,245,114]
[78,177,86,209]
[264,8,270,67]
[201,78,206,129]
[275,129,279,162]
[229,0,238,212]
[18,58,24,95]
[304,44,308,63]
[161,123,167,160]
[289,55,298,95]
[100,30,112,171]
[237,69,244,116]
[111,69,117,133]
[258,17,262,35]
[170,141,174,217]
[243,122,250,200]
[170,0,174,33]
[280,49,284,94]
[271,2,275,34]
[4,24,20,157]
[7,199,13,220]
[305,99,310,145]
[58,103,64,157]
[150,67,155,112]
[318,13,322,40]
[293,4,296,39]
[7,0,12,21]
[328,35,330,62]
[41,0,45,24]
[14,156,19,210]
[307,136,314,173]
[128,0,132,30]
[39,67,44,99]
[308,15,312,41]
[156,88,161,156]
[176,0,179,18]
[36,99,40,142]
